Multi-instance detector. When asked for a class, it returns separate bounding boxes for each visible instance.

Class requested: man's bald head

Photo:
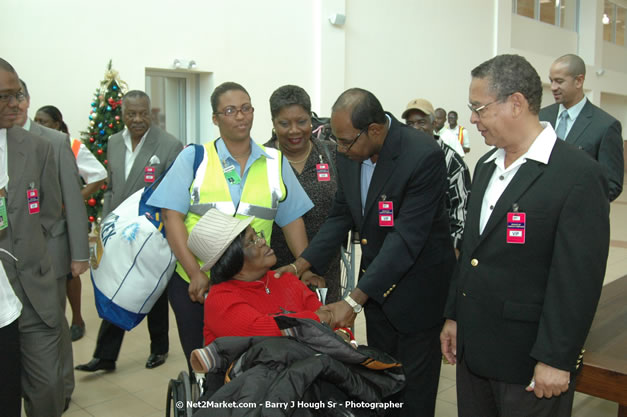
[553,54,586,78]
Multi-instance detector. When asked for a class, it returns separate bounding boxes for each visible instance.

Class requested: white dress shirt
[479,122,557,234]
[444,124,471,149]
[439,129,465,158]
[122,127,149,180]
[74,140,107,184]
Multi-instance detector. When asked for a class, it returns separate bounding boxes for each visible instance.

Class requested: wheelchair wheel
[166,371,194,417]
[340,230,360,298]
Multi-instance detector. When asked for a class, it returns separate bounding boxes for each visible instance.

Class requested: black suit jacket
[445,138,610,385]
[303,115,455,333]
[539,101,624,201]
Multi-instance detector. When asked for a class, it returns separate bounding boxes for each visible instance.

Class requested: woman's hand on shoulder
[188,271,210,304]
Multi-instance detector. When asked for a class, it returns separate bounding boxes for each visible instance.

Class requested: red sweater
[203,271,323,345]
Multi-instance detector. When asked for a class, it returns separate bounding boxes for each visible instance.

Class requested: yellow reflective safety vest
[176,140,286,282]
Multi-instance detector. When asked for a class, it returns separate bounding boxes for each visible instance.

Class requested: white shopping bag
[91,189,175,330]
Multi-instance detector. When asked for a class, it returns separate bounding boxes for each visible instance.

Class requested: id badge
[0,197,8,230]
[223,165,241,185]
[27,189,40,215]
[506,212,526,244]
[378,201,394,227]
[144,166,156,183]
[316,163,330,182]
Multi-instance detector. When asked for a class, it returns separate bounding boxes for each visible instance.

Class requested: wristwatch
[343,295,363,314]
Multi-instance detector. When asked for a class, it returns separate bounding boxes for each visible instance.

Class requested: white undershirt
[479,122,557,234]
[122,128,149,180]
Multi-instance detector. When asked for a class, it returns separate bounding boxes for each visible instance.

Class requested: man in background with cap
[403,98,470,257]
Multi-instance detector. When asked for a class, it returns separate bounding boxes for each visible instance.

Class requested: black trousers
[168,271,205,374]
[456,357,577,417]
[94,289,169,361]
[0,319,21,417]
[364,302,442,417]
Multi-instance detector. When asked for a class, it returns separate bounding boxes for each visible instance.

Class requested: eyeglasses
[329,125,369,152]
[244,229,266,248]
[0,91,26,103]
[214,104,254,117]
[467,100,499,118]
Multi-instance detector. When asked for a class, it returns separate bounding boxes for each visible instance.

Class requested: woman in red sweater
[187,209,335,346]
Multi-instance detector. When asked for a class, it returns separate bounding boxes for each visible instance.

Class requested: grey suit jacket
[539,101,624,201]
[1,127,63,327]
[103,126,183,216]
[29,121,89,277]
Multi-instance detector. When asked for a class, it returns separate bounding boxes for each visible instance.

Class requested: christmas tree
[81,60,128,225]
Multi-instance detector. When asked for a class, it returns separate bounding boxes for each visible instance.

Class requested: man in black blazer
[288,88,456,416]
[441,54,610,417]
[539,53,623,201]
[76,90,182,372]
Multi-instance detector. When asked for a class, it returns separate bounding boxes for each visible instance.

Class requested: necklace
[263,275,271,294]
[282,141,312,165]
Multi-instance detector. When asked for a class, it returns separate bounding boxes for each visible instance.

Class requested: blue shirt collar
[216,137,273,164]
[558,96,587,121]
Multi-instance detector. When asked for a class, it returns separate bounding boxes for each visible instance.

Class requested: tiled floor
[25,181,626,417]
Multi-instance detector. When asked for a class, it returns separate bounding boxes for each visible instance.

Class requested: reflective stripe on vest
[175,140,286,282]
[71,139,81,159]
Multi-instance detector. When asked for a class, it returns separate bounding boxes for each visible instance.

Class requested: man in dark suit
[539,53,623,201]
[76,90,182,372]
[0,58,65,417]
[440,54,610,417]
[15,78,89,411]
[288,88,456,416]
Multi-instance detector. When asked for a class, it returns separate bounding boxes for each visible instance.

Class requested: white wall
[1,0,321,143]
[343,0,496,170]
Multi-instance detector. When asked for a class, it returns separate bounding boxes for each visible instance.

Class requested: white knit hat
[187,209,254,272]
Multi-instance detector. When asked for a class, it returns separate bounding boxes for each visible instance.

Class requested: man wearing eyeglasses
[147,81,312,372]
[0,57,65,417]
[539,54,623,201]
[76,90,182,373]
[440,54,609,417]
[286,88,455,416]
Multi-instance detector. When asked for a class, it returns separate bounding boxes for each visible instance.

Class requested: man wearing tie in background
[539,53,623,201]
